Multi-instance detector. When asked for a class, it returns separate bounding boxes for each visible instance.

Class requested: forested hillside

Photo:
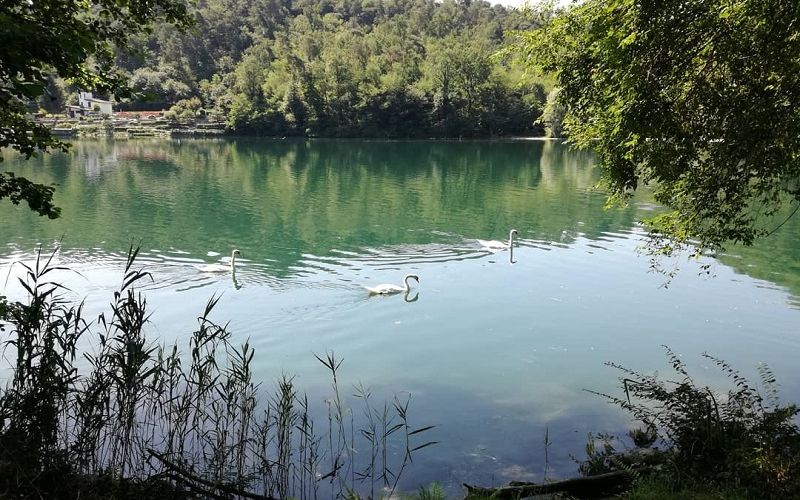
[49,0,551,138]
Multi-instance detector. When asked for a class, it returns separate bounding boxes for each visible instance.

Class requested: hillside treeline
[49,0,551,137]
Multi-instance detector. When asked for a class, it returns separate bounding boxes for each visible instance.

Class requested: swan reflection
[232,271,242,290]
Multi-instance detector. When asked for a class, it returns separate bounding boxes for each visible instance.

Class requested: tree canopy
[510,0,800,253]
[0,0,192,216]
[116,0,550,139]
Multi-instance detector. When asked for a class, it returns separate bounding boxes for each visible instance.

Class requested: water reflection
[232,271,243,290]
[2,139,799,495]
[2,138,798,302]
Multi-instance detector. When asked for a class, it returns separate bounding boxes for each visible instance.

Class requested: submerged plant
[410,482,446,500]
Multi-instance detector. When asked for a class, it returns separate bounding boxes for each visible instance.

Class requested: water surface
[2,138,799,491]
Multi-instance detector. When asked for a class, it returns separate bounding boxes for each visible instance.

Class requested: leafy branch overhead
[0,0,193,214]
[509,0,800,253]
[0,172,60,218]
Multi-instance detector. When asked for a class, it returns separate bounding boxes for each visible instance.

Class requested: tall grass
[0,247,435,498]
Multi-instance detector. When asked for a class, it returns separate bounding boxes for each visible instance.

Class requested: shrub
[164,97,203,123]
[587,347,800,499]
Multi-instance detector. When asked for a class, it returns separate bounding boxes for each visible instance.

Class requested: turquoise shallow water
[1,138,799,491]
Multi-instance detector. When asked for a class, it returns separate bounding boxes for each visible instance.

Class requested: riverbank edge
[34,113,560,141]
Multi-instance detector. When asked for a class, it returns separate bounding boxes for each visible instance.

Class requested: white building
[75,92,113,116]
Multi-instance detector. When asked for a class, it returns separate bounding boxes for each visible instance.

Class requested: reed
[0,246,436,499]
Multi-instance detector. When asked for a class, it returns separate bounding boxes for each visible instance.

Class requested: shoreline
[35,114,560,142]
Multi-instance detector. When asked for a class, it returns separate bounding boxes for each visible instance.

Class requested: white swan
[366,274,419,295]
[477,229,518,251]
[196,249,241,273]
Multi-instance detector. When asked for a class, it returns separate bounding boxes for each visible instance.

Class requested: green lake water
[1,138,799,491]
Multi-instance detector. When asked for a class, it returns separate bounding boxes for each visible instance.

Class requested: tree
[509,0,800,254]
[125,64,195,111]
[539,88,564,138]
[165,97,203,123]
[0,0,192,217]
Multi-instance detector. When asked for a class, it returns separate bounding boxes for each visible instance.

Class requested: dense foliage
[113,0,549,138]
[510,0,800,253]
[585,348,800,499]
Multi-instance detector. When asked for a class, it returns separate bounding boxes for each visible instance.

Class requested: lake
[1,138,799,492]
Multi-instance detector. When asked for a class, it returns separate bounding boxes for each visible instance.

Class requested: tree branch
[464,469,637,499]
[147,448,278,500]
